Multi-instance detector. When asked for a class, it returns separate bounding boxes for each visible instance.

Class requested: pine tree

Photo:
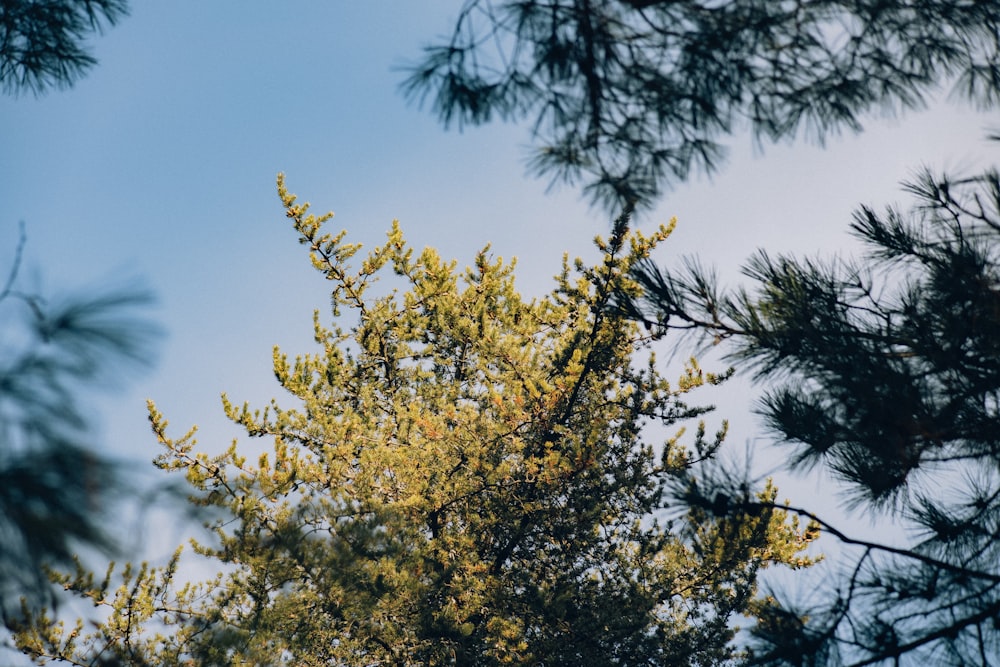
[623,168,1000,665]
[0,0,129,95]
[404,1,1000,210]
[10,176,817,666]
[0,222,158,629]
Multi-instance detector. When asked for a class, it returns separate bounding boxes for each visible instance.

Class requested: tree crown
[9,176,818,666]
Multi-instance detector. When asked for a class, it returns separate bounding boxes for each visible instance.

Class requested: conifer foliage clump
[10,176,817,666]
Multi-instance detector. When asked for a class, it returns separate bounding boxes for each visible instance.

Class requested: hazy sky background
[1,2,996,570]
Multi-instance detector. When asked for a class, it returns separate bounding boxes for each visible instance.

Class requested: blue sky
[1,2,996,560]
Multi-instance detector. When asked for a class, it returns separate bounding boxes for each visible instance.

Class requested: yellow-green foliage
[11,176,818,666]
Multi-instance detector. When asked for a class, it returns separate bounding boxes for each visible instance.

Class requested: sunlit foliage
[10,177,817,665]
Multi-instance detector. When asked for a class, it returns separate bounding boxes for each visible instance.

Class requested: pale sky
[1,0,996,585]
